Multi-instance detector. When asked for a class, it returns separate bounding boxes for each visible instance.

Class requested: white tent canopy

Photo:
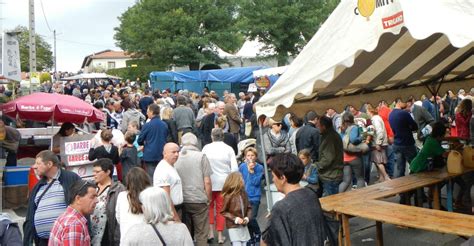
[253,66,289,78]
[256,0,474,119]
[62,73,121,80]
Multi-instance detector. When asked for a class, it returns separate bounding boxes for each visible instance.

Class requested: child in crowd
[298,149,320,192]
[89,129,120,165]
[221,172,252,246]
[238,147,263,245]
[127,121,143,160]
[120,131,139,184]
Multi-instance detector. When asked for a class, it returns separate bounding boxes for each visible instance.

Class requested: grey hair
[216,101,225,108]
[139,187,173,224]
[211,128,224,142]
[207,102,216,110]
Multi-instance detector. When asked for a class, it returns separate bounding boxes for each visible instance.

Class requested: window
[108,61,116,69]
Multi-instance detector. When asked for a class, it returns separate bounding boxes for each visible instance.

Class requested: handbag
[342,125,369,153]
[245,121,252,137]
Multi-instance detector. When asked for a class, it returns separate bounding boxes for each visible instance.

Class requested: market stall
[256,0,474,120]
[149,66,265,95]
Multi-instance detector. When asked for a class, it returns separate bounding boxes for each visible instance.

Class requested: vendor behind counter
[0,119,21,166]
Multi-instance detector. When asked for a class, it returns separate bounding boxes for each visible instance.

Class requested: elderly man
[173,96,196,144]
[224,93,242,140]
[202,128,238,243]
[23,150,81,246]
[154,142,183,222]
[200,101,226,146]
[48,180,98,246]
[175,133,213,246]
[0,119,21,166]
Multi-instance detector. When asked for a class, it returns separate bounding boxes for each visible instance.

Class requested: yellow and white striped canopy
[256,0,474,119]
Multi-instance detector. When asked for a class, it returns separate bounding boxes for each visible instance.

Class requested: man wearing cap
[162,90,175,108]
[175,133,213,246]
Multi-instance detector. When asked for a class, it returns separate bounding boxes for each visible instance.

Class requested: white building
[81,50,132,73]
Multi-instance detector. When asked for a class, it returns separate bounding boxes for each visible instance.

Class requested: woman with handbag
[339,113,366,193]
[122,186,193,245]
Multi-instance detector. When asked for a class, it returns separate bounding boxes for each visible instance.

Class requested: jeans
[248,201,261,238]
[362,152,371,184]
[143,161,158,182]
[393,145,417,178]
[322,180,341,197]
[386,144,396,178]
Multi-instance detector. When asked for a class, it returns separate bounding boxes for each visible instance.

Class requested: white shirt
[115,191,145,243]
[202,141,238,191]
[154,160,183,205]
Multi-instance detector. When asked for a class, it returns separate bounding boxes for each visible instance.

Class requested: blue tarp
[150,66,266,95]
[150,66,265,84]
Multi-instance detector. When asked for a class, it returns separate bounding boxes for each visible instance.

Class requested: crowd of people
[2,78,474,245]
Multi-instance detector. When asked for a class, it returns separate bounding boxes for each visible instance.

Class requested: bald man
[153,143,183,221]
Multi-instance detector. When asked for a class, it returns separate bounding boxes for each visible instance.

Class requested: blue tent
[150,66,265,95]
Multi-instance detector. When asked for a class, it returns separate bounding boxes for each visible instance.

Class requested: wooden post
[342,214,351,246]
[432,185,440,210]
[376,221,384,246]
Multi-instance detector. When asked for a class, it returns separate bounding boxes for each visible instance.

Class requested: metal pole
[258,122,273,212]
[54,30,57,82]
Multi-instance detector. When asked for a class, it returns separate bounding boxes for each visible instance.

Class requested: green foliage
[238,0,338,66]
[107,65,166,81]
[14,26,54,72]
[39,72,52,83]
[114,0,243,70]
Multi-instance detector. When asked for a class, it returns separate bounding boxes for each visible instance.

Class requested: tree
[13,26,54,72]
[238,0,338,66]
[114,0,243,70]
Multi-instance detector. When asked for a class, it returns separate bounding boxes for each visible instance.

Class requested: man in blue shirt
[137,104,168,181]
[388,99,418,179]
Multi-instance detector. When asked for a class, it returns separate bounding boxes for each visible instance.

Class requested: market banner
[1,32,21,82]
[60,134,95,178]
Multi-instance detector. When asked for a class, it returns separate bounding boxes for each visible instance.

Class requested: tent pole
[258,120,273,212]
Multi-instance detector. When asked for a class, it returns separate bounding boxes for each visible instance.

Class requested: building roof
[81,50,132,68]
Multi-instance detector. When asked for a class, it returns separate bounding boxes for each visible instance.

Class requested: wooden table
[320,168,473,246]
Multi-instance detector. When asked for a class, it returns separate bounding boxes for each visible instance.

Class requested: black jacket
[89,145,120,165]
[295,122,321,161]
[23,169,80,246]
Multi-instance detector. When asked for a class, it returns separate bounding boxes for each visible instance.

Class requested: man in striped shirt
[23,150,80,246]
[49,180,98,246]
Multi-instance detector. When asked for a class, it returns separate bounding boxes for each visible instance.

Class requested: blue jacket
[23,169,80,246]
[239,163,264,202]
[137,117,168,162]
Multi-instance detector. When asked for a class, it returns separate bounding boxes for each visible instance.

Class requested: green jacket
[316,128,344,182]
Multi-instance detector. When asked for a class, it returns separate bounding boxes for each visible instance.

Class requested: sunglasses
[78,180,95,193]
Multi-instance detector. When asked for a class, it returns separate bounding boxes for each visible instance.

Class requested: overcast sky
[2,0,136,72]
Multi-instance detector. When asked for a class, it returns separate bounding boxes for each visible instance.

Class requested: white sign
[65,140,92,155]
[1,33,21,82]
[60,134,95,172]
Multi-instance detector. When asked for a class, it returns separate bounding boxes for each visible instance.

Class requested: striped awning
[256,0,474,119]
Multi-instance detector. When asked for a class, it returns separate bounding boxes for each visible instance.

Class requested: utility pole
[29,0,37,74]
[54,29,57,81]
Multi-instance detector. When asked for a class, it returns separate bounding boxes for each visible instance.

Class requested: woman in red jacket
[455,98,472,140]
